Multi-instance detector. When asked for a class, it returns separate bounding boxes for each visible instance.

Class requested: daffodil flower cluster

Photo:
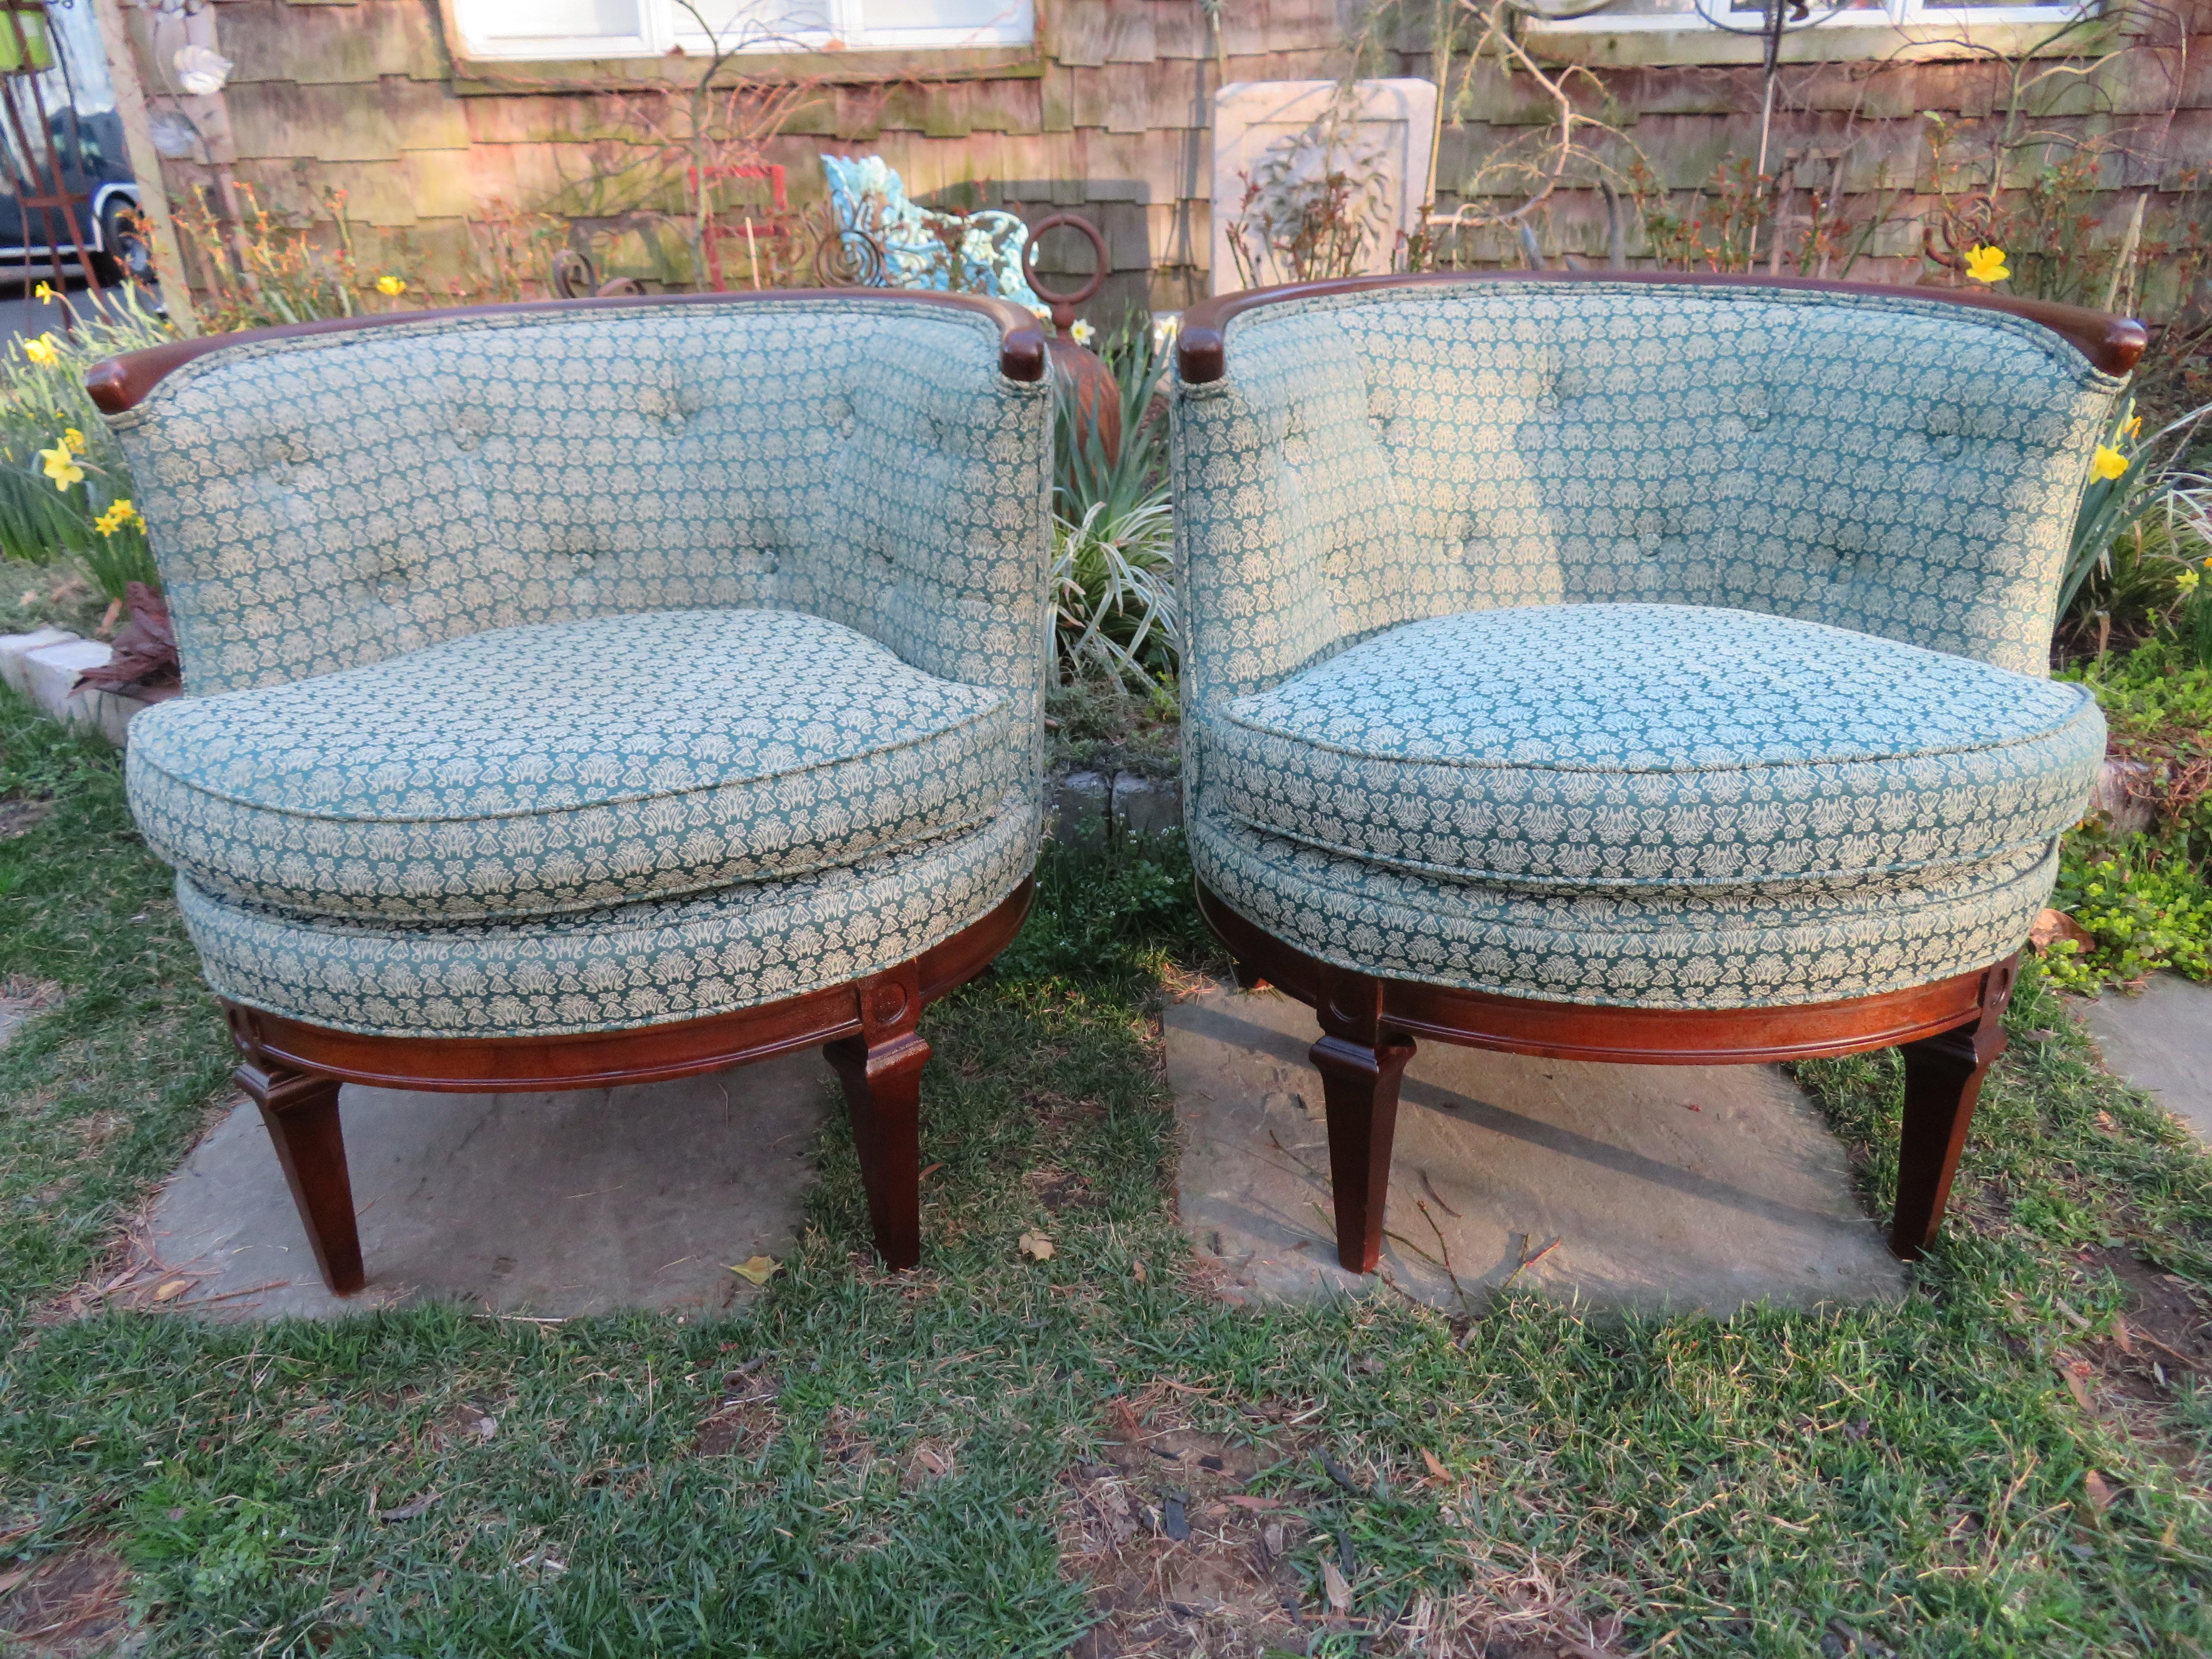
[94,498,143,537]
[38,426,87,490]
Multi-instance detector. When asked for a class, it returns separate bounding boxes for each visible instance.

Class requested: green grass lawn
[1,683,2209,1657]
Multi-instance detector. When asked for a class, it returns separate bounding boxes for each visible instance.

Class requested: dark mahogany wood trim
[1196,881,1985,1065]
[86,288,1048,414]
[1196,879,2017,1266]
[224,880,1033,1287]
[1176,271,2148,385]
[228,880,1033,1094]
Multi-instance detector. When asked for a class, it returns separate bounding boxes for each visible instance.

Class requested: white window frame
[451,0,1033,61]
[1532,0,2094,32]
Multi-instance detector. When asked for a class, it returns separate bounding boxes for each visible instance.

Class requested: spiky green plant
[1053,314,1176,687]
[2062,396,2211,633]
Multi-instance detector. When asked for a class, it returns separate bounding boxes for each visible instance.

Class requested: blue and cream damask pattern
[178,803,1036,1039]
[128,609,1024,923]
[1173,283,2122,1009]
[108,298,1053,1036]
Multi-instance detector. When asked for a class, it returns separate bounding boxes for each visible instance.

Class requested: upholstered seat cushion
[1193,813,2058,1010]
[128,608,1025,924]
[175,793,1037,1037]
[1200,603,2102,893]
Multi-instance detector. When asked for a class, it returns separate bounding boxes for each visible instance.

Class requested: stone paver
[2080,972,2212,1144]
[145,1055,835,1319]
[1168,986,1906,1317]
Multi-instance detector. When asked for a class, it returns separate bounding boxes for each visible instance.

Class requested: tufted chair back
[99,296,1053,706]
[1173,279,2129,709]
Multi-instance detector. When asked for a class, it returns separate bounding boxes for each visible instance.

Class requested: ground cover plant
[0,682,2209,1657]
[2052,642,2212,992]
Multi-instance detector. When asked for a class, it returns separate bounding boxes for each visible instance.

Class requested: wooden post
[1310,960,1416,1275]
[87,0,198,332]
[824,960,929,1269]
[1890,954,2019,1260]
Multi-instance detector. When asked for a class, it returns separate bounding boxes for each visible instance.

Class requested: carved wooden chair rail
[1197,885,2015,1272]
[227,882,1034,1296]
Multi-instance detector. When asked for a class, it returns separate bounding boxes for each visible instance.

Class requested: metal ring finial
[1021,212,1108,330]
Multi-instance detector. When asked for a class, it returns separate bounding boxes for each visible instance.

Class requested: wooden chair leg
[824,960,928,1270]
[1310,962,1416,1275]
[235,1057,364,1295]
[1889,953,2019,1260]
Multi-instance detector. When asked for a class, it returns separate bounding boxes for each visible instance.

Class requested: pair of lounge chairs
[87,273,2136,1292]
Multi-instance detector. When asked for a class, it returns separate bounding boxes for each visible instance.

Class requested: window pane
[1721,0,1889,17]
[670,0,832,45]
[859,0,1033,38]
[457,0,645,47]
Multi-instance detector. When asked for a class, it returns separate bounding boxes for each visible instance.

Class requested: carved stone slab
[1209,78,1441,296]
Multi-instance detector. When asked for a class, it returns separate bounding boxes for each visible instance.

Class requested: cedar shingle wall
[148,0,2210,322]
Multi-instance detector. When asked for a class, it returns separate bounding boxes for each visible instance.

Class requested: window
[1531,0,2094,36]
[451,0,1033,61]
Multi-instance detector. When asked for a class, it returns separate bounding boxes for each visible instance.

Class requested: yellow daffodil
[2124,414,2143,438]
[22,333,58,367]
[61,427,85,454]
[2091,445,2129,482]
[38,442,82,490]
[375,274,406,297]
[1963,244,2010,284]
[93,498,142,536]
[32,280,51,303]
[2180,567,2202,595]
[1069,317,1096,346]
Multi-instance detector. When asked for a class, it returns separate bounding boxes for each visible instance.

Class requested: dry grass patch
[0,1541,134,1656]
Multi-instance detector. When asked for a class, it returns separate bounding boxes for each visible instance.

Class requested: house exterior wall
[117,0,2210,326]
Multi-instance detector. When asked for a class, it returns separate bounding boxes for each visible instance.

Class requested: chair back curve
[89,291,1055,705]
[1170,273,2139,707]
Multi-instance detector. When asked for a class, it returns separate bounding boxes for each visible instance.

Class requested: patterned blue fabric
[1172,284,2122,712]
[1205,605,2102,891]
[1172,283,2123,1008]
[105,300,1051,707]
[178,797,1037,1039]
[128,609,1024,924]
[106,298,1054,1036]
[1196,816,2061,1009]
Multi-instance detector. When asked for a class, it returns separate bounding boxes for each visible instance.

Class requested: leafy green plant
[2052,640,2212,988]
[0,288,171,600]
[2044,836,2212,990]
[1053,316,1177,687]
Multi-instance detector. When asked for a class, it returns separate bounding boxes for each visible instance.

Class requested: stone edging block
[0,628,154,746]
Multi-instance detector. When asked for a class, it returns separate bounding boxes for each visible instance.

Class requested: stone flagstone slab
[1168,986,1906,1317]
[145,1055,835,1320]
[2079,973,2212,1146]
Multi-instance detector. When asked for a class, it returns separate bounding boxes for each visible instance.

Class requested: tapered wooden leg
[234,1056,364,1295]
[1310,962,1416,1275]
[1889,954,2019,1260]
[824,960,928,1270]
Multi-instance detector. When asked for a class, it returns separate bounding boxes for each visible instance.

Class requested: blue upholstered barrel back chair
[88,291,1054,1292]
[1172,273,2143,1272]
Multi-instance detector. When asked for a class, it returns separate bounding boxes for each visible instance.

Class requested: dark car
[0,106,148,284]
